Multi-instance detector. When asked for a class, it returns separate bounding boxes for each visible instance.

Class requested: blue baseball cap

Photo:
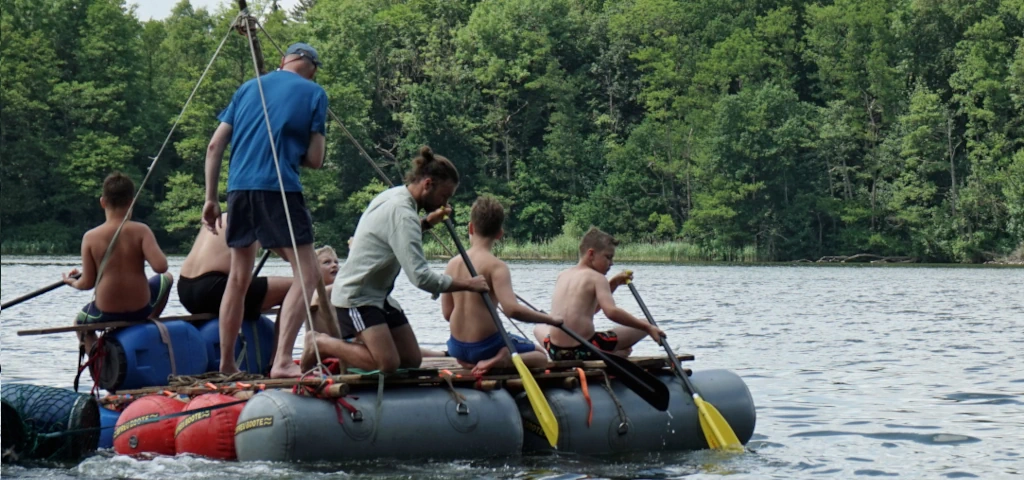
[285,42,321,67]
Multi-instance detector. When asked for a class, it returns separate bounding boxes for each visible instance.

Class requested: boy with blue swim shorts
[441,196,564,375]
[63,172,174,353]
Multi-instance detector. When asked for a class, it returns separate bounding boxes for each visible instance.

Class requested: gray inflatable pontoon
[234,386,523,461]
[519,369,756,454]
[234,369,755,460]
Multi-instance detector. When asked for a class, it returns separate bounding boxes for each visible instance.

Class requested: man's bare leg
[390,324,422,369]
[314,324,399,373]
[219,245,257,373]
[268,244,318,378]
[299,331,339,372]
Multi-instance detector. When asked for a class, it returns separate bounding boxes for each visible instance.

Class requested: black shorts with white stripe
[336,303,410,339]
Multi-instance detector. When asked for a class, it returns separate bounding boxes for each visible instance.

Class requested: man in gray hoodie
[311,146,489,373]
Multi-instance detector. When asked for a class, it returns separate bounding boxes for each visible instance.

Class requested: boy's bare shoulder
[82,225,101,240]
[444,255,463,273]
[126,220,155,233]
[481,253,507,277]
[81,223,113,245]
[558,265,596,280]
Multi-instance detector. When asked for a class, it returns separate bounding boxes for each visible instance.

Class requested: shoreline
[1,252,1020,268]
[4,235,1021,266]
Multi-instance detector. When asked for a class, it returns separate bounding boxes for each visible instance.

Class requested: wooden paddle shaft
[15,307,299,336]
[626,282,697,394]
[1,274,81,310]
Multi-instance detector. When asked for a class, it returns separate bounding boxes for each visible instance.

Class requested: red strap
[333,397,359,424]
[576,368,592,427]
[75,335,107,396]
[337,397,350,423]
[336,397,358,414]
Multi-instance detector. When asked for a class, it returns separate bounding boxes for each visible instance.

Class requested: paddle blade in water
[695,394,743,452]
[513,353,558,448]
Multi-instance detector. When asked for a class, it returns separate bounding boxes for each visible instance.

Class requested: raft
[6,321,757,464]
[229,366,755,461]
[226,356,753,460]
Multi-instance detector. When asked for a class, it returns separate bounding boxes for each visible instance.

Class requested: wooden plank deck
[109,354,694,399]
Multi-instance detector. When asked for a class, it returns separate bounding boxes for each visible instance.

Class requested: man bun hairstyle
[102,171,135,209]
[404,146,459,185]
[578,226,619,257]
[471,195,505,238]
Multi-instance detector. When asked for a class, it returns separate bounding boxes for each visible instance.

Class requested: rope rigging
[87,0,537,384]
[237,8,326,376]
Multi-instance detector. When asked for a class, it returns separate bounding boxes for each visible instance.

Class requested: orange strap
[576,367,592,427]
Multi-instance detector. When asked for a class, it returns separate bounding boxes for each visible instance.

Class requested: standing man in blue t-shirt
[202,42,328,379]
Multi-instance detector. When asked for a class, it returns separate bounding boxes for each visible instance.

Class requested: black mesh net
[1,383,99,462]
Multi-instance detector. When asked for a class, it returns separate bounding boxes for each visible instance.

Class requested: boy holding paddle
[442,196,563,375]
[62,172,174,353]
[537,227,664,361]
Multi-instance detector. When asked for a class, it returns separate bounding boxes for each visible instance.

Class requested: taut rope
[239,9,326,375]
[91,12,243,295]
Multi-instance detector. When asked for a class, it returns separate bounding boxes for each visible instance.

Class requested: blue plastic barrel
[197,316,275,374]
[98,405,121,449]
[94,320,209,391]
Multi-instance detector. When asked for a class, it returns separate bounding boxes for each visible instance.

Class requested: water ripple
[2,258,1022,479]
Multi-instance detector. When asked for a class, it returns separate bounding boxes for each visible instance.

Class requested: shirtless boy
[63,172,174,352]
[538,227,664,361]
[442,196,562,374]
[178,213,290,319]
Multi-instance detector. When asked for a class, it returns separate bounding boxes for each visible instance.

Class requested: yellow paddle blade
[513,354,559,448]
[695,395,743,452]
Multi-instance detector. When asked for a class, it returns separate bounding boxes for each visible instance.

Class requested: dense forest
[2,0,1023,262]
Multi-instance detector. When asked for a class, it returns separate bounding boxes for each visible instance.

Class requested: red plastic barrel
[113,395,185,456]
[174,393,245,460]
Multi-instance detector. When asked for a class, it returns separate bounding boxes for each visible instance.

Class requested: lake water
[1,256,1022,479]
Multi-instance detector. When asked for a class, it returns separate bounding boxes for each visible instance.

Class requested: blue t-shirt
[218,70,328,192]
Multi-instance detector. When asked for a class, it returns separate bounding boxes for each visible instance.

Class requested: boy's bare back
[444,248,503,342]
[548,265,607,346]
[82,220,166,313]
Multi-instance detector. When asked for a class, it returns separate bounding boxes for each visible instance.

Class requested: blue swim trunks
[75,274,172,325]
[446,332,537,365]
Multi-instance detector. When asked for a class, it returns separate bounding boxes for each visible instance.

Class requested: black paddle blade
[557,325,670,411]
[597,350,671,411]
